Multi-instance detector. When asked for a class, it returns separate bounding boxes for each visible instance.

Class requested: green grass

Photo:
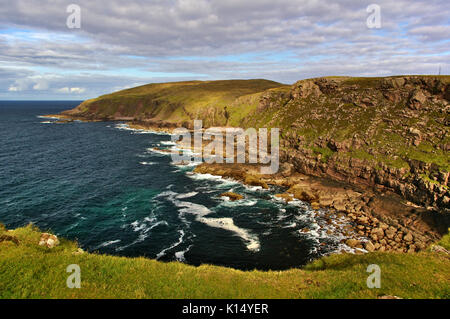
[0,224,448,299]
[66,80,288,127]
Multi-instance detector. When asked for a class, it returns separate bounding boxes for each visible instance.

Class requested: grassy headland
[63,79,287,127]
[0,223,449,299]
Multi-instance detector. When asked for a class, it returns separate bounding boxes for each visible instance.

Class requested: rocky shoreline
[45,116,448,255]
[45,75,449,256]
[193,162,445,253]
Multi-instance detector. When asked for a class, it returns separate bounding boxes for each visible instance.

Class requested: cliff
[242,76,449,210]
[62,76,449,211]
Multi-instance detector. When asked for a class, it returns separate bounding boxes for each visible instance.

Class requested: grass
[0,224,449,299]
[67,80,287,127]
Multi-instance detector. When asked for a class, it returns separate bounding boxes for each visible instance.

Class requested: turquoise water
[0,101,348,270]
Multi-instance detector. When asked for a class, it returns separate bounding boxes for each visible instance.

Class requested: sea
[0,101,354,270]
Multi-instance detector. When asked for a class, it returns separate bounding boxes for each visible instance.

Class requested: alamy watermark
[66,4,81,29]
[67,264,81,288]
[366,264,381,288]
[170,120,280,174]
[366,4,381,29]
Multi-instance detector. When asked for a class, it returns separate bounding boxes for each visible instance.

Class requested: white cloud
[56,87,86,94]
[0,0,448,99]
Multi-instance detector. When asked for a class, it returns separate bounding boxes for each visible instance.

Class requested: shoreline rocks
[193,162,443,254]
[220,192,244,201]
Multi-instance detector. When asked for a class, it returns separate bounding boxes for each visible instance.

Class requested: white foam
[161,141,177,146]
[130,220,147,232]
[37,115,60,120]
[176,201,212,217]
[139,161,157,166]
[94,239,121,250]
[188,173,240,188]
[160,189,260,253]
[175,245,192,262]
[176,192,198,199]
[198,217,260,252]
[147,147,172,156]
[219,199,257,207]
[114,123,170,136]
[156,229,185,259]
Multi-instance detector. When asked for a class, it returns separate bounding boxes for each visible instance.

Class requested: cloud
[56,87,86,94]
[0,0,448,99]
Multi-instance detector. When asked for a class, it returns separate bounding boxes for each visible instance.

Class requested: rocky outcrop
[253,76,450,211]
[220,192,244,201]
[194,162,443,253]
[39,233,60,248]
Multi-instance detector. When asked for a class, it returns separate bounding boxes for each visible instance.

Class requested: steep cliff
[62,76,449,210]
[242,76,449,209]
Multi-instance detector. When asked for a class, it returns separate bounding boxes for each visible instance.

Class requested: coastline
[40,116,448,257]
[40,75,450,258]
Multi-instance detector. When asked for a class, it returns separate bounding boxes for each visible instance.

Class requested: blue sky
[0,0,449,100]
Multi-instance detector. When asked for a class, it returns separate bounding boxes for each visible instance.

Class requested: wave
[139,161,157,166]
[114,123,170,136]
[160,141,177,146]
[94,239,121,250]
[199,217,260,252]
[176,192,198,199]
[156,229,185,259]
[158,189,260,252]
[175,245,192,262]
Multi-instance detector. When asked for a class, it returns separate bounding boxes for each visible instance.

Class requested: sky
[0,0,449,100]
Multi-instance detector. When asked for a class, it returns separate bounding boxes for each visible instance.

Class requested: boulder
[431,245,449,254]
[408,89,427,109]
[403,233,413,242]
[371,227,385,238]
[365,241,375,252]
[39,233,60,248]
[346,239,361,248]
[385,227,396,239]
[220,192,244,201]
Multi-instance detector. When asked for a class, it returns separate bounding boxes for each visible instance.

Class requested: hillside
[1,223,449,298]
[239,76,449,210]
[63,79,288,128]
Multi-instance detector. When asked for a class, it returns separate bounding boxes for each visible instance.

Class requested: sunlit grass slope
[65,79,287,127]
[0,224,448,299]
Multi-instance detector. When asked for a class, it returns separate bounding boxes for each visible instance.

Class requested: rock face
[240,76,449,212]
[39,233,60,248]
[220,192,244,201]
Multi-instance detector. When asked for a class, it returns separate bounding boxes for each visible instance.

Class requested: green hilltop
[64,79,288,127]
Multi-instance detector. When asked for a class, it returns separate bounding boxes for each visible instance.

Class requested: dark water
[0,101,349,270]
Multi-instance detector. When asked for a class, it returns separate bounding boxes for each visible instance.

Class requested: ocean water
[0,101,351,270]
